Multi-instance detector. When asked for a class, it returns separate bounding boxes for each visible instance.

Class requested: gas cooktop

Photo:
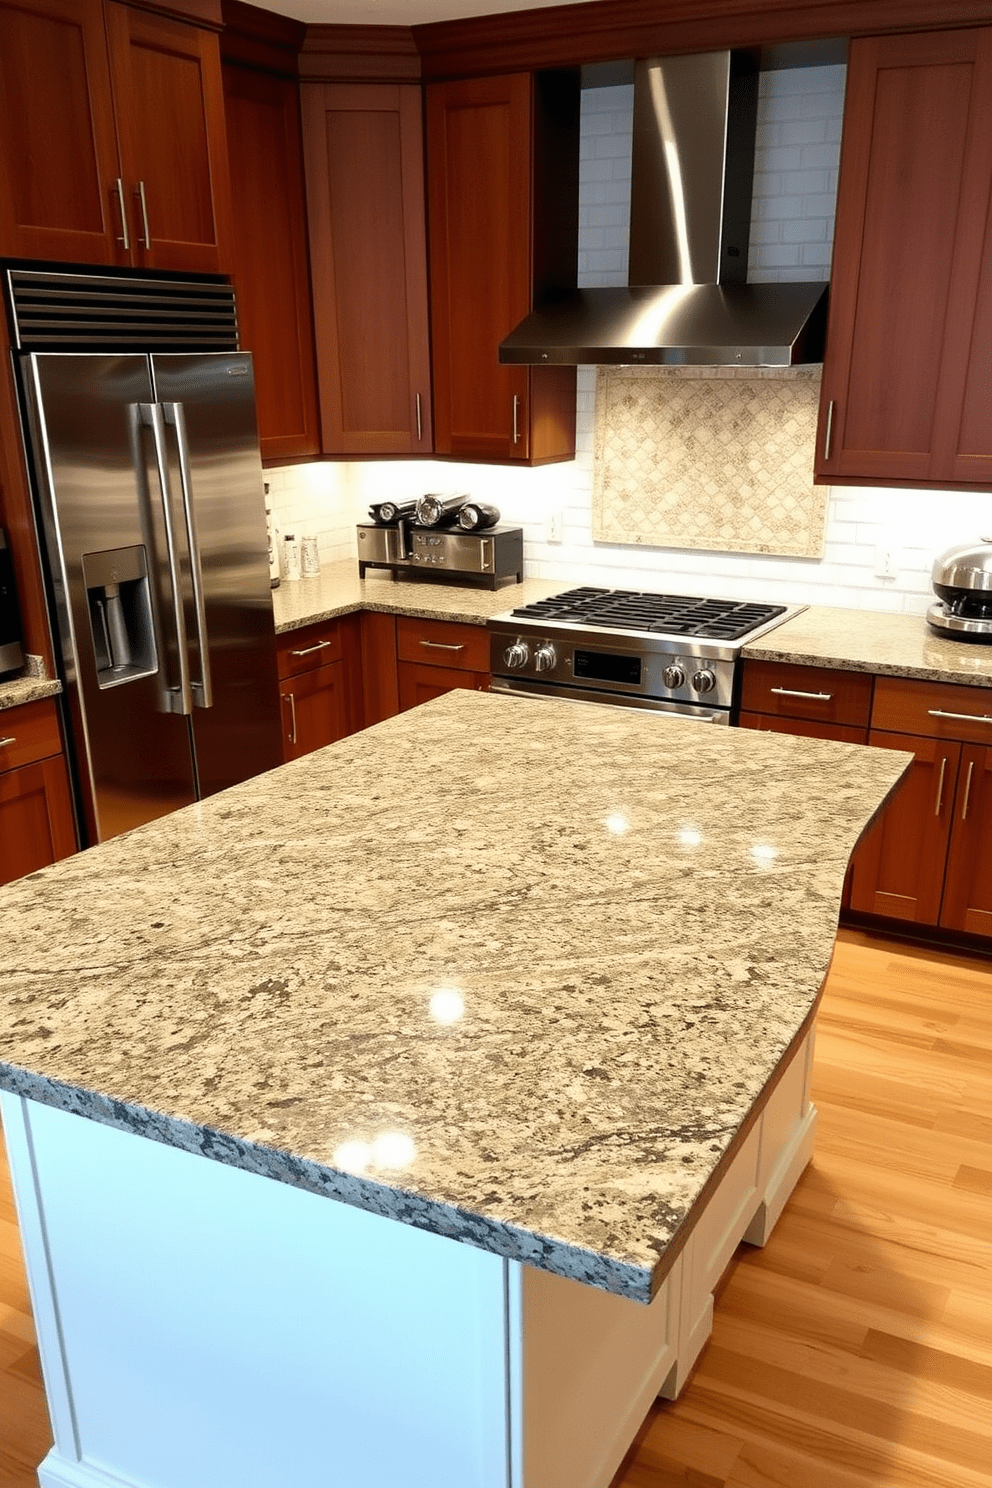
[508,587,788,641]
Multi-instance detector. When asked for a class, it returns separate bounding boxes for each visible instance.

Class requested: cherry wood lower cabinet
[275,614,363,762]
[941,744,992,936]
[0,700,77,887]
[396,616,489,711]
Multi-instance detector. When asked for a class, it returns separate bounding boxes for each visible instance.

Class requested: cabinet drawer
[396,617,489,673]
[276,619,348,679]
[738,711,868,745]
[740,661,872,727]
[0,700,64,774]
[872,675,992,744]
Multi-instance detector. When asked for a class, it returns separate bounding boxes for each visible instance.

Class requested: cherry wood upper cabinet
[0,0,124,263]
[816,27,992,488]
[105,3,232,274]
[301,82,432,456]
[222,60,320,461]
[426,70,579,465]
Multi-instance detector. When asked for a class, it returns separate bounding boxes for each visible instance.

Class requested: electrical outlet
[547,510,563,543]
[874,544,899,580]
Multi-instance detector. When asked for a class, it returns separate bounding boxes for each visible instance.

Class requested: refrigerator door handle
[162,401,213,709]
[137,402,194,717]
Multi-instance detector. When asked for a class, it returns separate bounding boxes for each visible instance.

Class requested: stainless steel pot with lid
[927,537,992,640]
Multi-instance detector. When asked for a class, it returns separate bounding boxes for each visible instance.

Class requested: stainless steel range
[489,587,804,723]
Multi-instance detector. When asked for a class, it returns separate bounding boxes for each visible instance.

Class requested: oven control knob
[691,668,716,694]
[504,642,530,669]
[663,663,685,689]
[534,643,557,674]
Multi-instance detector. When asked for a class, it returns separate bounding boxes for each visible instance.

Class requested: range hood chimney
[499,52,829,368]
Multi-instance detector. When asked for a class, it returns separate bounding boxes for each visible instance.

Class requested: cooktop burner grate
[510,588,787,640]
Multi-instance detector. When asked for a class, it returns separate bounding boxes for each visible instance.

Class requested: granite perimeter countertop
[743,605,992,688]
[0,691,909,1303]
[273,562,562,633]
[0,675,61,710]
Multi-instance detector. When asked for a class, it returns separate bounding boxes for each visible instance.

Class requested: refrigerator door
[149,353,282,799]
[23,354,199,843]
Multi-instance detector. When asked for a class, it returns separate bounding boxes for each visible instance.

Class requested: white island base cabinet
[0,1033,815,1488]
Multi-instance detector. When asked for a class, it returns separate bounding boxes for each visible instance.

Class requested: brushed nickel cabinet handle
[512,394,520,445]
[416,393,423,443]
[283,692,297,745]
[770,687,833,701]
[135,180,151,249]
[291,641,333,658]
[114,178,131,250]
[419,640,465,652]
[0,736,16,748]
[927,708,992,725]
[823,399,836,461]
[934,755,947,817]
[960,760,975,821]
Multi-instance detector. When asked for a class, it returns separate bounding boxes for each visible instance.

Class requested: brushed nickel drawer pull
[512,394,520,445]
[415,392,423,443]
[0,736,16,748]
[291,641,333,657]
[419,640,465,652]
[283,692,297,745]
[961,760,975,821]
[114,178,131,250]
[135,180,151,249]
[927,708,992,725]
[935,755,947,817]
[823,399,836,461]
[770,687,833,701]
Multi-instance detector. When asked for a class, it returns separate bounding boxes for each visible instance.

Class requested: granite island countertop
[0,690,910,1303]
[743,604,992,688]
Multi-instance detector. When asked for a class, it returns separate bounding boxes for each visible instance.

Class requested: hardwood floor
[0,928,990,1487]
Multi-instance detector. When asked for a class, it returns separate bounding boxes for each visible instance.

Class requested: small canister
[282,532,301,581]
[301,534,321,578]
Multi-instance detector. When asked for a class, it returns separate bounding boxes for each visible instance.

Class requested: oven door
[489,674,729,723]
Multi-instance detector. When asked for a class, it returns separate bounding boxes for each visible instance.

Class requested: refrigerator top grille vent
[5,269,239,353]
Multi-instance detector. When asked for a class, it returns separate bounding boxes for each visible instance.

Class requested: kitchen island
[0,691,909,1488]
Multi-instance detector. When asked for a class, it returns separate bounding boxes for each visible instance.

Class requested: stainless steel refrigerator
[18,348,283,845]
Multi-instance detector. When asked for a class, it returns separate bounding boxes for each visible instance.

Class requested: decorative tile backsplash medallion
[592,365,827,558]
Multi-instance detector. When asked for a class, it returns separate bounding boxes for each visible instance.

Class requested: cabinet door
[105,2,232,273]
[0,0,123,263]
[397,662,488,713]
[302,83,432,457]
[426,71,578,465]
[280,659,357,761]
[940,744,992,936]
[737,711,867,745]
[817,28,992,487]
[0,756,77,885]
[222,62,320,461]
[847,730,958,925]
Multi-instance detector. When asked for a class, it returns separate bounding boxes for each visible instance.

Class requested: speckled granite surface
[744,605,992,688]
[273,562,562,633]
[0,690,910,1302]
[0,676,61,710]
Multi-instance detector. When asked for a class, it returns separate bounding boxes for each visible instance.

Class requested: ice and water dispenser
[82,546,157,687]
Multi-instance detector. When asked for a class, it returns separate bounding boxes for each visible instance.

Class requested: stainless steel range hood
[499,52,829,368]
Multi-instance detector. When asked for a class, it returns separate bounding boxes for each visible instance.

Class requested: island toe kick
[0,1030,815,1488]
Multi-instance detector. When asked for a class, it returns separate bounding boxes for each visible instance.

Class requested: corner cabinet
[425,70,580,465]
[0,0,232,273]
[221,26,321,461]
[816,27,992,488]
[301,82,433,456]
